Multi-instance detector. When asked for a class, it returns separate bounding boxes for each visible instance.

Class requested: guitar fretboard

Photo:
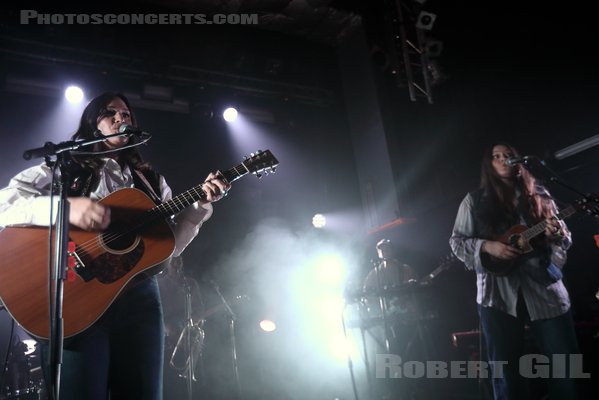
[151,162,250,218]
[521,205,576,241]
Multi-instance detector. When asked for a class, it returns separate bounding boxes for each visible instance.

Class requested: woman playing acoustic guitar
[0,92,231,400]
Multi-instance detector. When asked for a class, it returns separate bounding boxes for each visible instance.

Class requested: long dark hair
[479,142,552,229]
[70,92,150,171]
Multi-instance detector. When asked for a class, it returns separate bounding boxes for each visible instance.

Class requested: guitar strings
[76,187,205,255]
[521,205,575,241]
[72,186,208,259]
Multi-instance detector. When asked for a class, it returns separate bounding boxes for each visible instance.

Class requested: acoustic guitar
[0,150,278,339]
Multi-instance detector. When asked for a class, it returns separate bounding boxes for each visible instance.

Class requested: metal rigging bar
[386,0,434,104]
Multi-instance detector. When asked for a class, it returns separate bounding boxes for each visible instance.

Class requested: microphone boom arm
[23,131,132,160]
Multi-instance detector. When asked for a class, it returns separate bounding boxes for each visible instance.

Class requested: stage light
[259,319,277,332]
[315,254,346,285]
[312,213,326,228]
[330,332,360,362]
[223,107,238,122]
[424,40,443,57]
[64,86,84,103]
[286,247,362,368]
[416,11,437,30]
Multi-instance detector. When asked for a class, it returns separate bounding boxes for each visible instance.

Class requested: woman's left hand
[200,172,231,203]
[544,218,563,239]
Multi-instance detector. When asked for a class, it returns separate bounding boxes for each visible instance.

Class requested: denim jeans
[479,302,580,400]
[42,276,165,400]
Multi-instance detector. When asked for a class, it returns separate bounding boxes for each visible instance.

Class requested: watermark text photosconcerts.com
[20,10,259,25]
[376,354,590,379]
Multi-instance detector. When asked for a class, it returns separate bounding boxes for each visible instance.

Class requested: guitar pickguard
[84,240,145,284]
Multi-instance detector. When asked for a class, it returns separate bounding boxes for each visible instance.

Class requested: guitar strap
[128,169,170,286]
[132,169,163,205]
[132,169,179,230]
[67,165,95,197]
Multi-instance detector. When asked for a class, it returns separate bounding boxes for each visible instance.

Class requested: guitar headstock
[574,194,599,217]
[243,150,279,178]
[439,252,458,271]
[420,252,457,285]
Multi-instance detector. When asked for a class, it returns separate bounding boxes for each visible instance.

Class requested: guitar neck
[427,264,446,280]
[133,149,277,225]
[152,162,250,218]
[521,205,576,241]
[422,254,455,283]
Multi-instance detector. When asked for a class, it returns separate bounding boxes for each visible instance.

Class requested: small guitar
[480,202,582,276]
[0,150,278,339]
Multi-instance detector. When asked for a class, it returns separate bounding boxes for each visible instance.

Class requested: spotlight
[312,213,326,229]
[416,11,437,30]
[223,107,238,122]
[64,86,84,103]
[424,40,443,57]
[370,44,390,71]
[259,319,277,332]
[315,254,345,285]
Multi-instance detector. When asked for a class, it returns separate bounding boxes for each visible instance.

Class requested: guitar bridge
[68,250,86,269]
[68,247,96,282]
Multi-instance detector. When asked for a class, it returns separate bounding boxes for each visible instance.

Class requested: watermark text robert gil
[376,354,590,379]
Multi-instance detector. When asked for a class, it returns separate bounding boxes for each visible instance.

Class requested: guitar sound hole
[508,235,521,248]
[101,228,140,253]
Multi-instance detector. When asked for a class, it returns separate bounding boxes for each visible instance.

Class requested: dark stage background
[0,1,598,399]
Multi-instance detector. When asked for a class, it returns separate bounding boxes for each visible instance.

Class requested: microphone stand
[340,305,360,400]
[521,156,599,216]
[210,280,242,400]
[22,131,133,400]
[183,278,194,400]
[48,152,69,400]
[372,239,395,351]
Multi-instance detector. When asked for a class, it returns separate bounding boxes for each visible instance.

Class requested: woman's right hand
[481,240,522,260]
[68,197,111,231]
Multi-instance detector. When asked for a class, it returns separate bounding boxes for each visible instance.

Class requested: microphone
[504,156,530,167]
[118,124,150,138]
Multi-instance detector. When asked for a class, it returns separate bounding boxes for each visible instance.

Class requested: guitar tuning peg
[255,173,262,179]
[271,167,276,173]
[250,152,255,157]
